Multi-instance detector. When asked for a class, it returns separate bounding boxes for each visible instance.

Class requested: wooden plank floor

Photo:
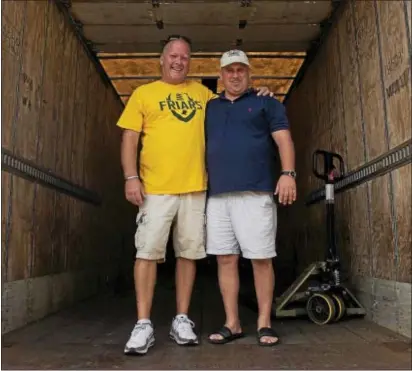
[2,271,411,370]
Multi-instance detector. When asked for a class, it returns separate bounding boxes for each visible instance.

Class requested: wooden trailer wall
[1,0,135,334]
[281,0,411,337]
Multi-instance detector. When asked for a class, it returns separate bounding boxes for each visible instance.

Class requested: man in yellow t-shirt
[117,35,271,355]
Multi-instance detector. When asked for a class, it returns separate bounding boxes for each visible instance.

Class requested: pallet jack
[274,150,366,325]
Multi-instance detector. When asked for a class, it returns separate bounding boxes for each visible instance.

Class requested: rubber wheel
[331,293,346,321]
[306,293,336,325]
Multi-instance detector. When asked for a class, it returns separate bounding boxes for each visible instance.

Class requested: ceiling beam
[110,75,296,80]
[119,93,287,97]
[98,53,306,60]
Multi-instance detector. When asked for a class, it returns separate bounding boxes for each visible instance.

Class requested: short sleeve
[116,88,144,132]
[205,87,218,102]
[264,97,290,133]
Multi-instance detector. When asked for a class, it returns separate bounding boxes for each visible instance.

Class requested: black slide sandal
[208,326,245,345]
[257,327,280,347]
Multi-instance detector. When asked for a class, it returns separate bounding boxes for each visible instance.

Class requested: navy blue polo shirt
[205,89,289,196]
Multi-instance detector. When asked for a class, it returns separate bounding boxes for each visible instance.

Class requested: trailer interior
[1,0,411,369]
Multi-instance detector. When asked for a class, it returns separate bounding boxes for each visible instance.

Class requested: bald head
[160,39,191,85]
[162,38,191,55]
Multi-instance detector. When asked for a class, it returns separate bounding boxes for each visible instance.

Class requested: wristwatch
[281,170,297,179]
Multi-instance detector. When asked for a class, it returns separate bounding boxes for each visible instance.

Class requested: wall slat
[368,175,396,281]
[353,0,388,160]
[283,0,410,336]
[376,1,411,284]
[32,186,54,277]
[7,177,34,281]
[353,0,396,282]
[2,0,134,333]
[70,51,90,187]
[1,1,26,150]
[37,3,65,172]
[377,1,411,149]
[337,3,366,169]
[56,26,78,179]
[1,173,12,281]
[14,1,48,162]
[406,0,411,41]
[392,165,412,283]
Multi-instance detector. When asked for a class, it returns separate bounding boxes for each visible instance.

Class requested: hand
[125,178,145,206]
[255,86,274,97]
[275,175,297,205]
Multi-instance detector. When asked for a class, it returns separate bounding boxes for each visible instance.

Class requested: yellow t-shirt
[116,80,215,194]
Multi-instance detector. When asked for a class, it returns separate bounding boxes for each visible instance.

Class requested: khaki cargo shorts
[134,191,207,262]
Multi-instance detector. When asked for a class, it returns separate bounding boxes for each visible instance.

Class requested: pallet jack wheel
[331,293,346,321]
[306,293,336,325]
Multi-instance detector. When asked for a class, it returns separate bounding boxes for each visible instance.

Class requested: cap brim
[221,60,250,68]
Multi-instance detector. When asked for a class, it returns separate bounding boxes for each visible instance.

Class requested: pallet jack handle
[312,150,345,184]
[312,150,345,261]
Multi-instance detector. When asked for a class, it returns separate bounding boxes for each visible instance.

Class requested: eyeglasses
[163,34,192,46]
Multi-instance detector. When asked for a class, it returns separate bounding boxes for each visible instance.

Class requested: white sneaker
[124,320,155,355]
[169,315,199,345]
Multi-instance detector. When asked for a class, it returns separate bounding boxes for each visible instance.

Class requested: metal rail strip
[1,148,101,206]
[306,139,412,205]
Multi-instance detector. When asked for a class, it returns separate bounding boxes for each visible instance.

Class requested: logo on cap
[220,49,250,68]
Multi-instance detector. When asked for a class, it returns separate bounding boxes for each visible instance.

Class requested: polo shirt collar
[218,87,254,102]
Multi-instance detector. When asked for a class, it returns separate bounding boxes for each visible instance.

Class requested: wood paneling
[52,193,67,274]
[71,50,90,187]
[31,2,63,278]
[14,1,48,162]
[369,175,395,281]
[377,1,411,149]
[103,57,304,78]
[392,164,412,283]
[406,0,411,41]
[335,192,352,276]
[313,48,329,138]
[55,25,78,179]
[352,1,396,282]
[67,198,83,271]
[37,2,65,172]
[32,186,54,277]
[2,1,130,294]
[1,0,26,151]
[353,0,387,160]
[327,27,346,157]
[337,2,365,169]
[84,65,101,191]
[7,177,35,281]
[284,0,410,289]
[348,185,371,278]
[1,173,12,282]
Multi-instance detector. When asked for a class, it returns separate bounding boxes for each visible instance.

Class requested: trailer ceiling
[66,0,336,103]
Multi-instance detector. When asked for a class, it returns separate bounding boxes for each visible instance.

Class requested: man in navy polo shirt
[206,50,297,347]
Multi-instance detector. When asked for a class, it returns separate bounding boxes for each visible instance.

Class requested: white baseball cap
[220,49,250,68]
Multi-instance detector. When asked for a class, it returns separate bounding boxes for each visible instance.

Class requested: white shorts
[134,192,207,262]
[206,191,277,259]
